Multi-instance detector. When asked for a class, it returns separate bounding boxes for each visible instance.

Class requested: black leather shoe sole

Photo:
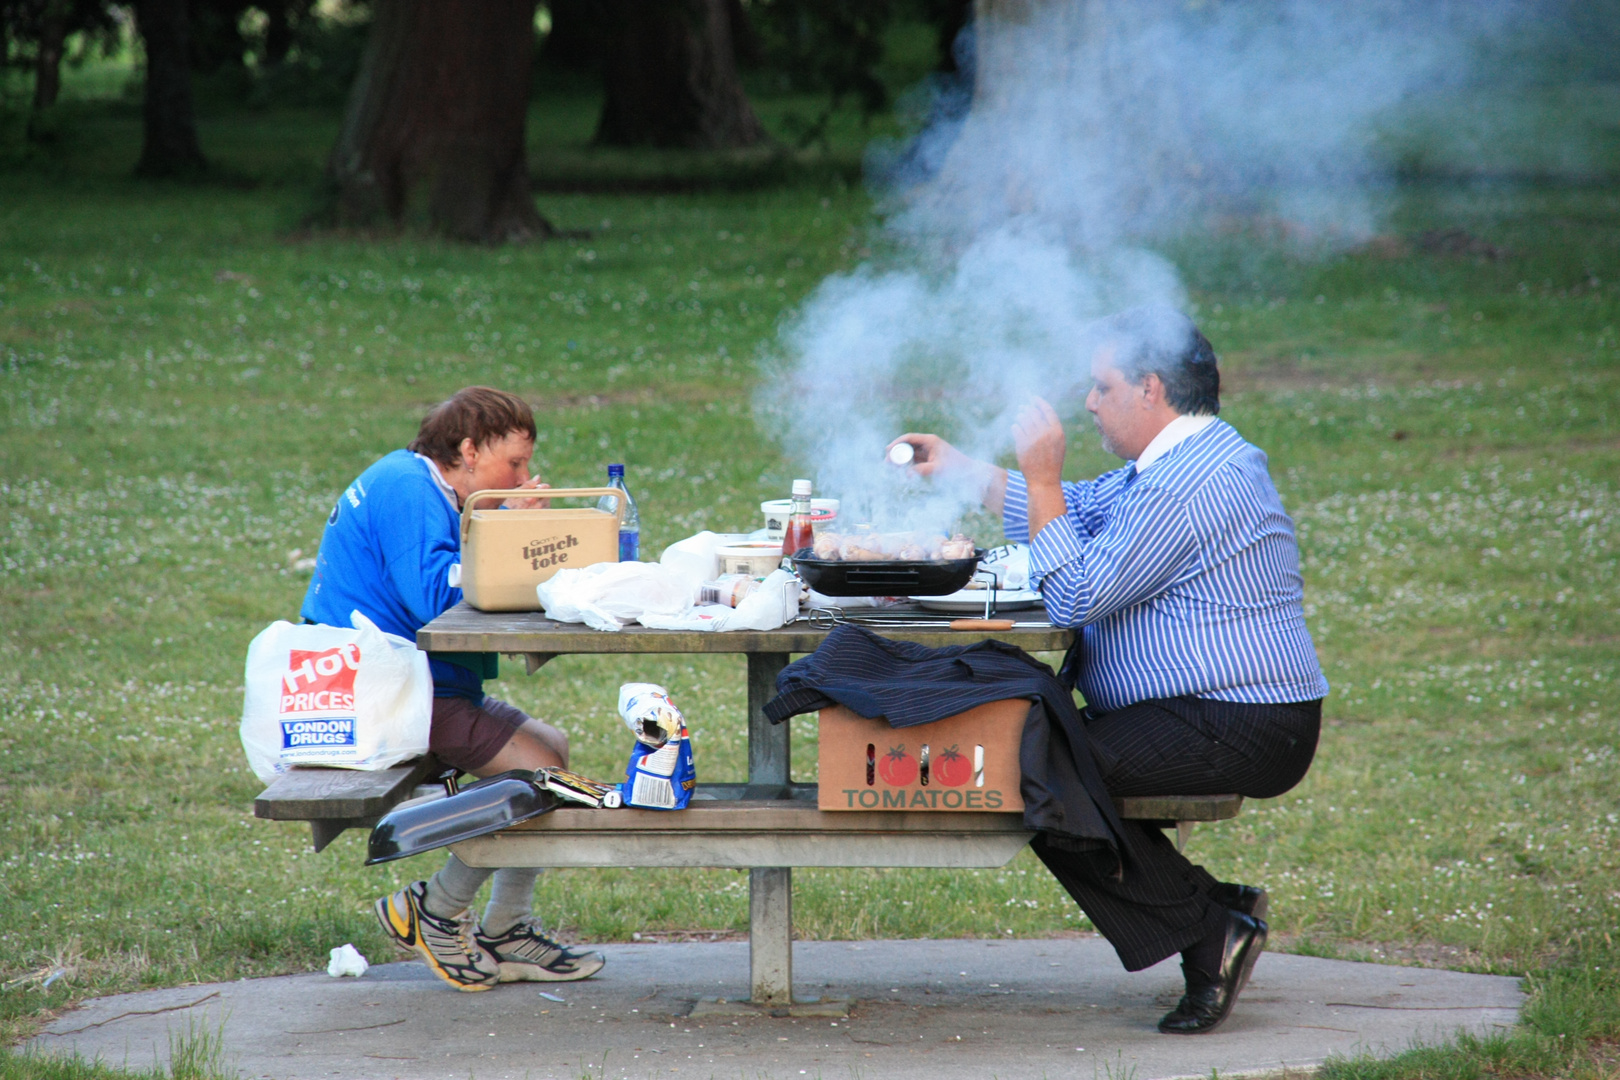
[1158,912,1268,1035]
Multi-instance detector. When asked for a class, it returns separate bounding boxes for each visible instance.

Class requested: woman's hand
[503,480,551,510]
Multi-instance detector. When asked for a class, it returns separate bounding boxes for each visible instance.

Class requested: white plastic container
[716,541,788,577]
[760,498,839,541]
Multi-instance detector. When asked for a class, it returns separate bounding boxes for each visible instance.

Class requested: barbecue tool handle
[949,618,1015,631]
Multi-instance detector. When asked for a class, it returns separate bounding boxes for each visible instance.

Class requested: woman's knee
[519,718,568,765]
[470,726,566,776]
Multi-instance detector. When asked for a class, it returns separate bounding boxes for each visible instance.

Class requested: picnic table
[255,602,1243,1009]
[414,603,1239,1008]
[415,603,1070,1008]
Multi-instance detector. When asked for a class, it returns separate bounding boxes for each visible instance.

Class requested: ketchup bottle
[782,478,814,565]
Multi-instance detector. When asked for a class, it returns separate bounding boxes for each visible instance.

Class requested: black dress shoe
[1210,881,1269,923]
[1158,909,1267,1035]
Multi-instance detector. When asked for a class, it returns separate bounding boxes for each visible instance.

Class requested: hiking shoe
[373,881,500,992]
[477,916,605,982]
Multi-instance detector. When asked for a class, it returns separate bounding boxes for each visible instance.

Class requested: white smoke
[758,0,1519,532]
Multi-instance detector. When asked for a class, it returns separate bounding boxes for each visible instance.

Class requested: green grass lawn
[1,82,1618,1079]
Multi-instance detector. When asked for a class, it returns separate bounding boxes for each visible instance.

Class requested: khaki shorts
[429,695,530,773]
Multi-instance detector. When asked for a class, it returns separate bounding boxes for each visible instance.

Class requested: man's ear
[1141,373,1166,406]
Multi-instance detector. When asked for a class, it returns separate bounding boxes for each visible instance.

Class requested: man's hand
[503,480,551,511]
[1012,398,1066,485]
[887,433,971,479]
[1012,398,1068,540]
[887,434,1009,514]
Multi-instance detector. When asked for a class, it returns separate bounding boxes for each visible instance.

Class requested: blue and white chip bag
[618,683,696,810]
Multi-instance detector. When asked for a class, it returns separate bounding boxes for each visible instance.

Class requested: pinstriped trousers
[1032,696,1322,971]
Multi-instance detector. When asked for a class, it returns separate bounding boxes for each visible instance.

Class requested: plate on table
[915,588,1043,613]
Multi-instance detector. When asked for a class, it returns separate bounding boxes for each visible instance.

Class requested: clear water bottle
[600,464,640,562]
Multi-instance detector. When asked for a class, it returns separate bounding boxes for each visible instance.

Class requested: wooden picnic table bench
[253,755,454,853]
[253,604,1243,1008]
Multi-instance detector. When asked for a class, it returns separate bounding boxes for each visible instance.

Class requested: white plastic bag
[639,569,800,632]
[657,531,735,584]
[538,560,799,633]
[536,562,695,631]
[239,611,432,782]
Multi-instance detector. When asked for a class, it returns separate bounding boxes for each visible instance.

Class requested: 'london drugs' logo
[279,644,360,748]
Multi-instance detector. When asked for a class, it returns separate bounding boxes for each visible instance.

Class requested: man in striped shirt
[893,306,1328,1035]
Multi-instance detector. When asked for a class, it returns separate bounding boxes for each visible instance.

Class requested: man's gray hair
[1094,306,1220,416]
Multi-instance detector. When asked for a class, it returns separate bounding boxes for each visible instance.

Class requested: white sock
[421,853,493,918]
[481,868,543,935]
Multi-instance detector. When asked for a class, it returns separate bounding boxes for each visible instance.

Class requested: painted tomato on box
[933,744,971,787]
[877,745,917,786]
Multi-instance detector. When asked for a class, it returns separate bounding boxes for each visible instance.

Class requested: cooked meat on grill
[803,531,977,562]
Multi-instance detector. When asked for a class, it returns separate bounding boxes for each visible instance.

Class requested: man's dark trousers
[1033,696,1321,971]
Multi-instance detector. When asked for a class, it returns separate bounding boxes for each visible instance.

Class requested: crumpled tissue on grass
[327,943,369,977]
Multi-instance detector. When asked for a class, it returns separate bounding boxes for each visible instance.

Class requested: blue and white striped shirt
[1003,418,1329,713]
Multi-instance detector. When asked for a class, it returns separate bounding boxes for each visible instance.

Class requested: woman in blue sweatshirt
[302,386,603,990]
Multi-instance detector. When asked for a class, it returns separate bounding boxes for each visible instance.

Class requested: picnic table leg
[746,652,793,1005]
[749,866,793,1005]
[746,652,791,795]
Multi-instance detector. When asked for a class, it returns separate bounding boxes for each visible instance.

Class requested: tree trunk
[724,0,761,69]
[326,0,552,244]
[32,2,67,112]
[539,0,607,74]
[595,0,767,149]
[133,0,207,177]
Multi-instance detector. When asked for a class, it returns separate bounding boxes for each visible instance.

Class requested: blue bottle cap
[607,463,625,477]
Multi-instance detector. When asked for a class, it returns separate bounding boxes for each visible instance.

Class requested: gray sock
[481,868,543,935]
[422,854,493,919]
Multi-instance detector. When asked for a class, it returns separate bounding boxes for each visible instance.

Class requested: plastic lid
[791,479,813,496]
[607,464,625,477]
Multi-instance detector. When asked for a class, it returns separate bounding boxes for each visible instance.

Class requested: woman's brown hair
[408,387,537,467]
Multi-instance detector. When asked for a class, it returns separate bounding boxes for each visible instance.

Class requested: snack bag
[618,682,681,749]
[616,684,696,809]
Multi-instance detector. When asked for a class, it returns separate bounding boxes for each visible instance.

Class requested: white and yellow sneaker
[373,881,500,991]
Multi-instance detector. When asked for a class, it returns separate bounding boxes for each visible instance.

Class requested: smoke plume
[758,0,1519,532]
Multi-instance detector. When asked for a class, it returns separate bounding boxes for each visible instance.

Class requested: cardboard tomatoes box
[816,699,1029,812]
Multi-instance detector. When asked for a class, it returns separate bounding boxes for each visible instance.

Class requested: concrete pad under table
[34,937,1521,1080]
